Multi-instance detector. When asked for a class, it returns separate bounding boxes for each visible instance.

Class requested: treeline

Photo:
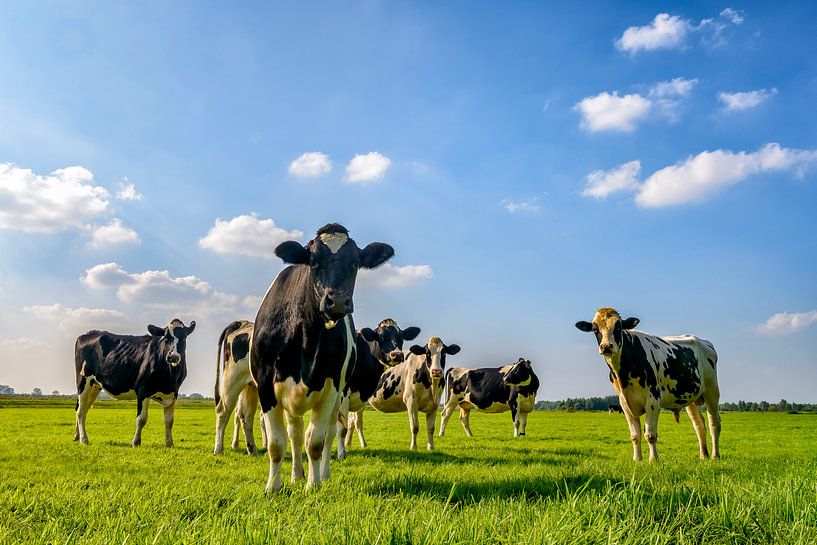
[535,396,817,413]
[535,396,620,412]
[0,385,207,400]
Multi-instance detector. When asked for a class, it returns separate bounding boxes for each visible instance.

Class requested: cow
[369,336,461,451]
[213,319,261,455]
[439,358,539,438]
[250,223,394,491]
[73,319,196,447]
[336,319,421,459]
[575,307,720,462]
[608,403,624,414]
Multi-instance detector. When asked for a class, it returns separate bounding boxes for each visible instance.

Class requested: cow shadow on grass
[352,446,599,467]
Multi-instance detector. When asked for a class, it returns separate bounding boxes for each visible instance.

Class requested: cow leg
[705,397,721,460]
[286,412,305,483]
[259,410,267,448]
[304,388,340,489]
[214,378,245,455]
[407,400,420,450]
[163,399,176,447]
[263,406,287,493]
[644,402,660,462]
[519,411,529,436]
[438,398,456,437]
[459,407,473,437]
[336,396,349,461]
[355,411,367,447]
[425,409,436,450]
[512,407,521,437]
[131,398,149,447]
[321,395,342,481]
[231,395,242,450]
[345,411,357,447]
[75,380,100,445]
[624,411,643,461]
[239,384,260,455]
[685,405,709,459]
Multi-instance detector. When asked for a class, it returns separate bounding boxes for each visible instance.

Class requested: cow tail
[215,327,225,406]
[443,368,453,408]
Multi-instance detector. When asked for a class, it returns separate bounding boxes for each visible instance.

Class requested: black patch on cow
[413,365,432,389]
[618,334,660,400]
[232,333,250,362]
[377,372,402,400]
[662,346,702,402]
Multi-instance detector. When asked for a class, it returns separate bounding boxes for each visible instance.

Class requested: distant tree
[779,399,789,412]
[0,385,14,395]
[52,390,60,396]
[32,387,42,396]
[187,393,204,400]
[759,400,769,412]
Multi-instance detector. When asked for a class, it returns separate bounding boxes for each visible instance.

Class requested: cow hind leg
[131,398,149,447]
[75,381,101,445]
[263,407,287,493]
[438,399,456,437]
[336,397,349,461]
[214,378,245,455]
[354,411,367,448]
[231,398,242,450]
[163,400,176,447]
[459,407,473,437]
[685,404,709,459]
[705,395,721,460]
[286,412,305,483]
[239,384,260,455]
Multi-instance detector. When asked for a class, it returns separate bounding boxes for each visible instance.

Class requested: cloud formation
[289,152,332,177]
[198,214,303,259]
[501,197,540,214]
[359,263,433,289]
[116,179,144,201]
[718,88,778,111]
[345,152,391,183]
[574,92,651,133]
[583,160,641,199]
[88,219,140,249]
[756,311,817,335]
[615,9,743,54]
[24,303,131,335]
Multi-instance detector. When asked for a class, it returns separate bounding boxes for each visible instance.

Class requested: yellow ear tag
[325,320,337,330]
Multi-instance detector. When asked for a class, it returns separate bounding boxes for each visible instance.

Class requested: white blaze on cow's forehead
[319,232,349,254]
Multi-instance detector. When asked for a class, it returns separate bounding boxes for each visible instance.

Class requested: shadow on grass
[350,446,598,466]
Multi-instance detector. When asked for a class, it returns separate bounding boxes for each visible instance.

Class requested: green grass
[1,400,816,544]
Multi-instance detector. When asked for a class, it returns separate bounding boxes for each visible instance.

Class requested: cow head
[409,336,461,379]
[575,307,639,357]
[360,319,421,365]
[147,319,196,367]
[501,358,534,387]
[275,223,394,327]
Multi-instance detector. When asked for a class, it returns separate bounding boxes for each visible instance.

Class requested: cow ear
[445,344,461,355]
[409,344,426,355]
[275,241,310,264]
[402,326,421,341]
[148,324,164,336]
[622,317,640,330]
[575,321,594,332]
[360,327,378,342]
[359,242,394,269]
[185,321,196,335]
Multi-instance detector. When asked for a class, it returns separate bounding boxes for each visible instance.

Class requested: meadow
[1,399,815,544]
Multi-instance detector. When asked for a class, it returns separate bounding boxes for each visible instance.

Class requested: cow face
[409,337,461,379]
[501,358,533,387]
[575,307,639,357]
[361,319,421,365]
[275,223,394,325]
[147,319,196,367]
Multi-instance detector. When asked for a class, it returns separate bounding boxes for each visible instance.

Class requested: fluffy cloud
[88,219,140,249]
[81,263,237,312]
[198,214,303,259]
[24,304,131,335]
[289,152,332,177]
[359,264,433,289]
[501,198,540,214]
[635,143,817,207]
[718,88,778,111]
[583,160,642,199]
[345,152,391,183]
[615,13,690,53]
[575,92,651,133]
[755,311,817,335]
[0,163,110,233]
[0,337,46,350]
[116,179,144,201]
[649,77,698,99]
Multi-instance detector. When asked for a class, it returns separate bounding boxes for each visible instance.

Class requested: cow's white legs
[425,409,436,450]
[459,407,473,437]
[336,397,349,461]
[131,399,149,447]
[231,394,242,449]
[513,411,521,437]
[239,385,260,455]
[407,400,420,450]
[354,411,367,447]
[163,399,176,447]
[286,412,305,483]
[304,387,340,489]
[321,395,342,480]
[264,407,286,493]
[686,404,709,459]
[259,411,267,448]
[624,412,643,461]
[644,403,660,462]
[439,399,456,437]
[214,376,246,455]
[75,382,100,445]
[706,397,721,460]
[518,411,529,436]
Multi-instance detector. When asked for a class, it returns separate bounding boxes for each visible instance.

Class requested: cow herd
[73,223,722,492]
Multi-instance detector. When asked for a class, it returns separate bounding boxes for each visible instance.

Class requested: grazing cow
[214,319,261,455]
[608,403,624,414]
[251,223,394,491]
[74,319,196,447]
[336,319,421,459]
[440,358,539,438]
[575,307,720,462]
[369,336,461,451]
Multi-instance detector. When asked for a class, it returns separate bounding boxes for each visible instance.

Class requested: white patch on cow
[319,233,348,254]
[516,393,536,413]
[340,316,353,391]
[151,392,177,407]
[112,389,137,400]
[463,392,510,413]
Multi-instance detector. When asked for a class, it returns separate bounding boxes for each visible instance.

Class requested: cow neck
[603,332,629,380]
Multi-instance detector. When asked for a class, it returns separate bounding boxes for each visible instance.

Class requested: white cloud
[24,304,131,335]
[583,160,642,199]
[575,92,651,133]
[756,311,817,335]
[345,152,391,183]
[0,163,110,233]
[81,262,237,313]
[288,152,332,177]
[615,13,690,53]
[635,143,817,207]
[720,7,744,25]
[198,214,303,259]
[501,198,540,214]
[0,337,46,350]
[88,219,140,249]
[650,77,697,99]
[718,88,778,111]
[359,263,433,289]
[116,178,144,201]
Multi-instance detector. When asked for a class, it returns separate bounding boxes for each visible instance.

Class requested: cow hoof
[519,433,525,436]
[265,482,283,494]
[131,441,141,448]
[214,448,224,455]
[165,441,174,448]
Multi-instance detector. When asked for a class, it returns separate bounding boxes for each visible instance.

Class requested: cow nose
[323,292,352,317]
[167,353,181,365]
[600,344,613,354]
[431,369,442,378]
[388,350,404,363]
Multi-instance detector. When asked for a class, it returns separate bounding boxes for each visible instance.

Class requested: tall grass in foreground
[1,401,815,544]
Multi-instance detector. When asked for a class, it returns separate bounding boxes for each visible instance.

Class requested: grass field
[1,399,816,544]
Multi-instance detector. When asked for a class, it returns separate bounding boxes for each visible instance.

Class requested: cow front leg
[354,411,367,447]
[336,395,349,461]
[131,398,149,447]
[321,395,342,481]
[240,385,260,455]
[75,381,100,445]
[644,402,660,462]
[425,410,436,450]
[624,411,643,461]
[459,407,473,437]
[263,407,286,493]
[163,399,176,447]
[286,412,305,483]
[706,397,721,460]
[407,400,420,450]
[686,404,709,459]
[512,407,520,437]
[304,388,340,489]
[438,399,456,437]
[519,411,529,436]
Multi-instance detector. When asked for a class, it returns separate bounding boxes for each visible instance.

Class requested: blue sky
[1,2,815,401]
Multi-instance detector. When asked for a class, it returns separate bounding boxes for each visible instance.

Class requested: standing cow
[251,223,394,491]
[369,336,461,451]
[74,319,196,447]
[575,307,720,461]
[440,358,539,437]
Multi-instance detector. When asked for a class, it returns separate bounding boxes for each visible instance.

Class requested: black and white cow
[250,223,394,491]
[336,319,421,459]
[439,358,539,438]
[575,307,721,461]
[369,336,460,451]
[214,319,261,455]
[608,403,624,414]
[74,319,196,447]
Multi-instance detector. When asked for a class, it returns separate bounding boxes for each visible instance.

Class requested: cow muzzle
[321,291,353,322]
[431,368,442,378]
[599,343,614,355]
[166,352,181,366]
[388,350,404,363]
